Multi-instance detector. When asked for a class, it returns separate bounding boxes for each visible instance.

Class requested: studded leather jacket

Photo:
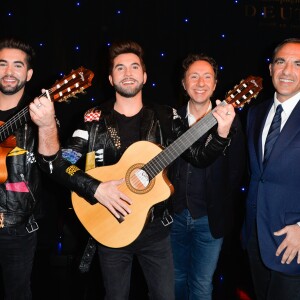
[0,94,42,229]
[37,99,232,209]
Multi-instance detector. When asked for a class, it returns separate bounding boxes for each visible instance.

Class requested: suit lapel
[252,100,272,170]
[266,100,300,164]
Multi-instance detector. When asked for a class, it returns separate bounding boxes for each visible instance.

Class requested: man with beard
[34,40,236,300]
[0,37,57,299]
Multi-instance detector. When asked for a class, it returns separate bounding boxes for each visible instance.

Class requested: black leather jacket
[38,100,232,209]
[0,94,42,228]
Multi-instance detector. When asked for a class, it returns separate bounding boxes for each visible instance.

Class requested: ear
[182,80,186,90]
[26,69,33,82]
[108,75,113,86]
[212,79,217,92]
[143,72,147,84]
[269,63,273,76]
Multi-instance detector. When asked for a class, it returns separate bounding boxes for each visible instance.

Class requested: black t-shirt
[113,108,142,154]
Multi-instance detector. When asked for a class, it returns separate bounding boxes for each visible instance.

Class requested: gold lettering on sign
[244,0,300,30]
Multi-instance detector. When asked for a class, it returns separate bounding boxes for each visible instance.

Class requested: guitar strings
[113,111,217,197]
[0,90,51,139]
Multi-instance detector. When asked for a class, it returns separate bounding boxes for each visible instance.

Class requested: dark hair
[272,38,300,63]
[108,40,146,74]
[181,53,218,80]
[0,37,36,69]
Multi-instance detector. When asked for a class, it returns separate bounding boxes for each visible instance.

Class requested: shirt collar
[274,91,300,117]
[186,101,212,126]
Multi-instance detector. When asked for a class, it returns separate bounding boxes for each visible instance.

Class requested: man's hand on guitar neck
[94,179,133,219]
[29,95,56,127]
[29,94,60,156]
[212,100,235,138]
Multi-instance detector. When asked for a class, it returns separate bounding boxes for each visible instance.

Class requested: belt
[148,207,173,227]
[0,213,38,233]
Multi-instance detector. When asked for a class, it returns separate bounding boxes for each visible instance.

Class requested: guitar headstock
[47,66,94,102]
[225,75,263,108]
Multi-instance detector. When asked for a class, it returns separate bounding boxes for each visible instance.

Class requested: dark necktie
[263,104,283,167]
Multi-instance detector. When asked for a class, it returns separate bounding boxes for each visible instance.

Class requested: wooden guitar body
[71,141,173,248]
[0,123,16,183]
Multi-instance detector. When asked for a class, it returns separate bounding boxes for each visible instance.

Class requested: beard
[0,77,27,95]
[113,81,144,98]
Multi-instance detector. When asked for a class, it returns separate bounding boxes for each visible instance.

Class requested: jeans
[170,209,223,300]
[0,224,37,300]
[97,218,174,300]
[247,223,300,300]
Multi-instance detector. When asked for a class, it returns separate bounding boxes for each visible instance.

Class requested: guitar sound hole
[125,164,155,194]
[131,169,149,190]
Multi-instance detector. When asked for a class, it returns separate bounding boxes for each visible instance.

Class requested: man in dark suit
[242,38,300,300]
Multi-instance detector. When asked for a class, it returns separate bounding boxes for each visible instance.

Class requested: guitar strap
[78,236,97,273]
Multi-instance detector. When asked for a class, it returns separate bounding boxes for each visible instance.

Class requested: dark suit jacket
[242,98,300,275]
[169,104,246,238]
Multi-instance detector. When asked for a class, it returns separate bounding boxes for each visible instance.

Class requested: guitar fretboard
[0,67,94,144]
[0,106,30,143]
[143,111,217,179]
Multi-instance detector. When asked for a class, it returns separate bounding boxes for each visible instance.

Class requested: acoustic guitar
[0,66,94,183]
[72,75,263,248]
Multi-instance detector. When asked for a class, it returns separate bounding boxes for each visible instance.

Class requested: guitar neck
[0,106,30,143]
[143,111,217,178]
[0,66,94,145]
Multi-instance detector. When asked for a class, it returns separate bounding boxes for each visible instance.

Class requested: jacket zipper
[20,173,36,203]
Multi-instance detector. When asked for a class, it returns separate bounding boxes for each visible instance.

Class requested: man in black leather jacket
[35,40,236,300]
[0,37,57,299]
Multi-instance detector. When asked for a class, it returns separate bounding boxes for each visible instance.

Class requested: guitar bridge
[116,213,125,224]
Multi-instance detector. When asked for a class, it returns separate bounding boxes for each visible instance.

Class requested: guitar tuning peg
[225,89,232,98]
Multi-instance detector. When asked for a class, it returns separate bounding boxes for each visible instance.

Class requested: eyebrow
[0,59,25,65]
[274,57,300,63]
[189,71,213,76]
[114,62,141,69]
[274,57,284,62]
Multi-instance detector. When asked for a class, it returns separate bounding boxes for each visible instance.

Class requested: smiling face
[182,60,217,105]
[269,42,300,102]
[0,48,33,96]
[109,53,147,98]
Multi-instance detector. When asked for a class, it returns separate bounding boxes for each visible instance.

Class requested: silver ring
[225,111,231,116]
[36,103,42,108]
